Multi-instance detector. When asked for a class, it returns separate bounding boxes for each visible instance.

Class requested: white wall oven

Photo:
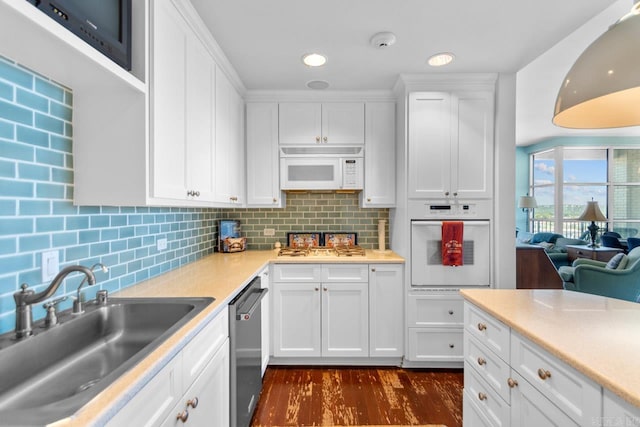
[410,201,491,288]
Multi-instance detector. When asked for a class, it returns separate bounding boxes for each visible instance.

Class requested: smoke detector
[306,80,330,90]
[370,32,396,48]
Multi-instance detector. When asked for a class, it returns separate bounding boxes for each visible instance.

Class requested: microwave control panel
[342,158,363,189]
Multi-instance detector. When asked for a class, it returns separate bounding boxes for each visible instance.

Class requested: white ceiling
[189,0,640,145]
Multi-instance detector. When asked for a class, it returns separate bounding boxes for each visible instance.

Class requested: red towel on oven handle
[442,221,463,266]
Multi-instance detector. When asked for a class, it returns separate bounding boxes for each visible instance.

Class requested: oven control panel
[408,199,492,219]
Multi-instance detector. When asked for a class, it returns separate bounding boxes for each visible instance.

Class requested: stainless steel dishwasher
[229,276,268,427]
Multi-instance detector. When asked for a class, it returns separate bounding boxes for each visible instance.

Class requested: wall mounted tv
[28,0,132,71]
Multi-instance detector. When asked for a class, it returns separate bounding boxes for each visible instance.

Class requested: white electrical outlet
[157,238,168,251]
[263,228,275,237]
[41,251,59,282]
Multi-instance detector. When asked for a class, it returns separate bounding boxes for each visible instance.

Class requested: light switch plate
[157,238,168,251]
[264,228,275,237]
[41,251,59,283]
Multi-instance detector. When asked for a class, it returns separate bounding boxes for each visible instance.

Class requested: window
[528,147,640,239]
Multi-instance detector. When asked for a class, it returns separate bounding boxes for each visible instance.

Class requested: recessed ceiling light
[302,53,327,67]
[306,80,330,90]
[428,52,455,67]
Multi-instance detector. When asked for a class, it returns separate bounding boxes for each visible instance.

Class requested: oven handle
[237,288,269,321]
[411,220,491,226]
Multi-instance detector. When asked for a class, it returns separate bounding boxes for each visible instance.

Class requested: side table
[566,245,623,263]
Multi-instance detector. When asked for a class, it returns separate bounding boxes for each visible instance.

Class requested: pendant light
[553,3,640,129]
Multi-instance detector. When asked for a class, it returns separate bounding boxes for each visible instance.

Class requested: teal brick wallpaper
[0,56,390,335]
[0,57,219,334]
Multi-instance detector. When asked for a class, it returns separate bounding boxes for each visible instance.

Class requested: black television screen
[29,0,132,71]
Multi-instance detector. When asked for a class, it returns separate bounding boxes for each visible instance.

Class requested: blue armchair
[559,247,640,302]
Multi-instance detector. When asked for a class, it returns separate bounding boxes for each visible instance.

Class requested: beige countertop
[460,289,640,409]
[63,249,404,426]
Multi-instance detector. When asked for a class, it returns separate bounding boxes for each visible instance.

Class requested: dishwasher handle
[237,288,268,321]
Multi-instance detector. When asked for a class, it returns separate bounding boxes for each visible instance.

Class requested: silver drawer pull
[507,377,519,388]
[478,392,487,401]
[477,357,486,366]
[538,368,552,380]
[477,322,487,331]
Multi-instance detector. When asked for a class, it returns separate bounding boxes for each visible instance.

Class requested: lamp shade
[578,200,607,222]
[553,4,640,129]
[518,195,538,209]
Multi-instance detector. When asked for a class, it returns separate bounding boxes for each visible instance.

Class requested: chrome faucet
[13,265,96,338]
[72,263,108,315]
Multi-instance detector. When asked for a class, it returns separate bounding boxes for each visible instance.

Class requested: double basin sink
[0,296,214,426]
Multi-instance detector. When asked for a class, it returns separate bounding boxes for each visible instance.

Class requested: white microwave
[280,149,363,191]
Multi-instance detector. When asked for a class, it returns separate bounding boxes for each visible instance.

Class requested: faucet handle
[43,296,67,328]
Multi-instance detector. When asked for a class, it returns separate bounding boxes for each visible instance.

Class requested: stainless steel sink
[0,297,214,426]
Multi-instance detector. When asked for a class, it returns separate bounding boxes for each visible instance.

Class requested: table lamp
[518,195,537,212]
[578,200,607,248]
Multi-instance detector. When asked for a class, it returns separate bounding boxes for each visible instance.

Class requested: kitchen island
[461,288,640,425]
[64,249,403,426]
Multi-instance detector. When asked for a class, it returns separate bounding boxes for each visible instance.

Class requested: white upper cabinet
[279,103,365,145]
[246,103,283,207]
[214,67,245,205]
[408,91,494,199]
[151,0,215,203]
[361,102,396,207]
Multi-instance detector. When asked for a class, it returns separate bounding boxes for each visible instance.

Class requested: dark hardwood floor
[251,367,463,427]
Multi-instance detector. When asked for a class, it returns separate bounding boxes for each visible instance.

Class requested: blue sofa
[559,247,640,302]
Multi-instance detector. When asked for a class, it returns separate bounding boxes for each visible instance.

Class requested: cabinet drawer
[464,362,510,427]
[463,389,495,427]
[272,264,322,282]
[321,264,368,282]
[182,307,228,386]
[464,333,511,404]
[464,302,510,362]
[107,354,183,427]
[407,327,463,361]
[408,292,463,326]
[510,332,601,425]
[603,389,640,426]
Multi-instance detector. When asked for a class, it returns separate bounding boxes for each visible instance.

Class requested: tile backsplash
[0,56,389,334]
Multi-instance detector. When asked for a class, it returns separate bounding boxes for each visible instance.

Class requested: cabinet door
[214,67,244,205]
[408,92,452,198]
[321,103,365,145]
[185,33,215,202]
[150,0,188,201]
[279,103,322,145]
[272,282,321,357]
[369,264,403,357]
[362,102,396,207]
[510,371,579,427]
[246,103,283,207]
[453,91,494,198]
[603,389,640,427]
[322,282,369,357]
[162,340,230,427]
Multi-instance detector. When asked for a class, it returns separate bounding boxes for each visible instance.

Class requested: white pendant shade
[553,5,640,129]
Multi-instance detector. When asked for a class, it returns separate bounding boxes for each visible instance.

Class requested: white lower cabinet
[107,308,229,427]
[463,301,603,427]
[406,291,464,364]
[603,389,640,427]
[272,263,403,361]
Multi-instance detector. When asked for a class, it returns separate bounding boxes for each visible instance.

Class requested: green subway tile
[0,81,12,100]
[0,159,14,178]
[50,101,72,121]
[0,237,16,255]
[16,89,48,112]
[0,60,33,89]
[101,229,119,241]
[65,216,89,230]
[0,139,33,161]
[0,100,32,125]
[79,206,100,214]
[64,122,72,137]
[90,215,110,228]
[66,245,89,261]
[79,230,100,244]
[34,78,64,102]
[35,148,64,166]
[50,135,72,153]
[64,90,73,107]
[36,182,65,199]
[36,217,63,232]
[51,167,73,184]
[0,179,33,197]
[19,200,50,215]
[52,231,77,247]
[19,235,49,251]
[0,120,13,139]
[18,163,49,181]
[0,253,32,275]
[35,113,64,135]
[90,242,110,256]
[52,201,77,215]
